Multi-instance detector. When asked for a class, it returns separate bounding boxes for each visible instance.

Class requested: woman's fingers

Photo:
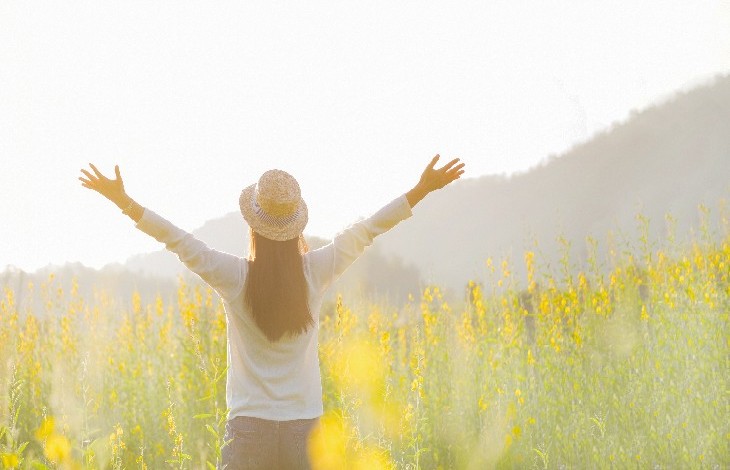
[438,158,461,172]
[114,165,122,181]
[442,163,464,183]
[78,176,98,192]
[427,154,441,170]
[421,155,464,185]
[80,169,98,182]
[89,163,106,179]
[446,162,466,175]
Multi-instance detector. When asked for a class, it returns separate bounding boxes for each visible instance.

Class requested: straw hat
[239,169,308,241]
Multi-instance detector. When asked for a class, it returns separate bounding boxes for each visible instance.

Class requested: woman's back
[79,155,465,469]
[202,193,413,420]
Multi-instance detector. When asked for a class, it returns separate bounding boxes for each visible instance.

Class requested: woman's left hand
[79,163,129,207]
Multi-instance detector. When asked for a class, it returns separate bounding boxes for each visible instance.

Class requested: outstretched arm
[78,164,244,300]
[406,154,465,208]
[79,163,144,222]
[307,154,466,292]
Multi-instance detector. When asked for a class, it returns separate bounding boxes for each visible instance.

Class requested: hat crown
[240,169,308,241]
[256,170,301,217]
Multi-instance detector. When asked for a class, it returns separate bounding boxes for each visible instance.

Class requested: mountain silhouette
[128,74,728,294]
[3,74,728,308]
[380,74,730,290]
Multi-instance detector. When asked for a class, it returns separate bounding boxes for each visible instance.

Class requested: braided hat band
[240,169,308,241]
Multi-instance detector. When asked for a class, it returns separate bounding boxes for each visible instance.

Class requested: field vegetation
[1,211,728,469]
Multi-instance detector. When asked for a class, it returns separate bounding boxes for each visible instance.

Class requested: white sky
[1,1,729,272]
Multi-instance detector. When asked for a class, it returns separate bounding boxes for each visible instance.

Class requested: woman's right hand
[79,163,130,207]
[417,154,465,193]
[406,154,465,207]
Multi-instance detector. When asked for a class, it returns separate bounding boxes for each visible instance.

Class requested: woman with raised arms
[79,155,465,469]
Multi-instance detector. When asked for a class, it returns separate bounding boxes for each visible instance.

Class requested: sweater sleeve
[306,194,413,293]
[134,208,245,301]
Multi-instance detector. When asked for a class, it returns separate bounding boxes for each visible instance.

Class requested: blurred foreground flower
[309,412,346,470]
[35,416,74,466]
[1,452,20,468]
[45,434,72,464]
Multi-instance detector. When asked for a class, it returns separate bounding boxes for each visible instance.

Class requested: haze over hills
[3,75,729,308]
[382,74,730,289]
[125,74,729,293]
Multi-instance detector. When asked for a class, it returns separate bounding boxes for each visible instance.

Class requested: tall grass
[0,218,728,468]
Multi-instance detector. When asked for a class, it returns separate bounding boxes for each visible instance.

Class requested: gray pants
[219,416,319,470]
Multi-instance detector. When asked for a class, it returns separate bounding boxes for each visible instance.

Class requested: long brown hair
[244,228,313,342]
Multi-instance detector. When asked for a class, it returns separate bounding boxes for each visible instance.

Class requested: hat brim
[239,183,308,241]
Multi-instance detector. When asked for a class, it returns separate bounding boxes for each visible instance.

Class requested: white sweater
[134,194,413,420]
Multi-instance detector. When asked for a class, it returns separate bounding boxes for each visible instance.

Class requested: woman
[79,155,465,469]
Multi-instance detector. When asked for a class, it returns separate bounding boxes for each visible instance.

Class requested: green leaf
[193,413,214,420]
[205,424,218,439]
[17,441,29,454]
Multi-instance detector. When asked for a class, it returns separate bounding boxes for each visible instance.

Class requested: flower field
[1,223,728,468]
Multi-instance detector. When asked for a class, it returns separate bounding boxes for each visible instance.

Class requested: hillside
[380,74,730,290]
[3,75,728,304]
[128,74,728,294]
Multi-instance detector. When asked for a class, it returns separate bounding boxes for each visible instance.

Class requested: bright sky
[1,1,729,272]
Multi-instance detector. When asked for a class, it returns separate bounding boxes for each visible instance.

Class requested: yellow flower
[527,349,536,365]
[35,416,55,440]
[1,453,20,468]
[352,448,392,470]
[309,412,347,470]
[45,434,71,464]
[478,396,489,412]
